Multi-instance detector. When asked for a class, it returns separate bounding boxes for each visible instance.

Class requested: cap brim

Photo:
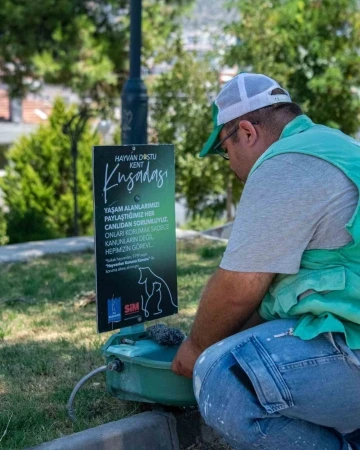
[199,124,224,158]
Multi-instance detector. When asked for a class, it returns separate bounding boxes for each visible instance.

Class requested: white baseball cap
[199,73,292,157]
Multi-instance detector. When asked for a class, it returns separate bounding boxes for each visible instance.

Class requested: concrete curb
[26,409,224,450]
[0,236,94,264]
[27,411,180,450]
[202,222,234,241]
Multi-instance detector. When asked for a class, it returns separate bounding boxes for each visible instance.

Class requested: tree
[0,0,194,240]
[0,99,99,243]
[151,49,242,220]
[226,0,360,134]
[0,0,193,103]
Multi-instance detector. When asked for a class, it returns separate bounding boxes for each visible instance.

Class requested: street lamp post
[121,0,148,145]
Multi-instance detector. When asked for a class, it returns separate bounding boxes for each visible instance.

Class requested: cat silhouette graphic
[138,267,177,319]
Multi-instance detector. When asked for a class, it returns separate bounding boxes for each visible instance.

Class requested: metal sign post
[121,0,148,145]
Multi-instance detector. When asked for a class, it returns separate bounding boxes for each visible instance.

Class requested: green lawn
[0,238,225,450]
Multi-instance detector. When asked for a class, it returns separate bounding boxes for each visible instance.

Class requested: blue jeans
[193,319,360,450]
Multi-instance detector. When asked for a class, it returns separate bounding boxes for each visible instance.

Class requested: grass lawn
[0,238,226,450]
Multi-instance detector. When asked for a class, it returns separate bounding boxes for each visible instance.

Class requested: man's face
[219,120,270,182]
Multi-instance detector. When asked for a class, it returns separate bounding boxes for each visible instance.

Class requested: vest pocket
[272,266,346,314]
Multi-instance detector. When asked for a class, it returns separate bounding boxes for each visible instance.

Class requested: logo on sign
[125,302,140,315]
[108,297,121,323]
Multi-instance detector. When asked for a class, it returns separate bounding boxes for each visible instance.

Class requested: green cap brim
[199,123,224,158]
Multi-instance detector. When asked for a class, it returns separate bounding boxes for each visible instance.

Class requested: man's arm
[171,267,274,378]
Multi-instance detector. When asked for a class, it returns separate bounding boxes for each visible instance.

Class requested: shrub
[0,99,99,243]
[0,206,8,245]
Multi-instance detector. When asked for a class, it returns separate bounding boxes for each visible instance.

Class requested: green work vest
[251,115,360,349]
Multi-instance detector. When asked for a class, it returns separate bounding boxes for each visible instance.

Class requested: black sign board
[93,145,178,333]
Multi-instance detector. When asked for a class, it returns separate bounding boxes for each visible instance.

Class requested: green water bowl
[102,329,197,406]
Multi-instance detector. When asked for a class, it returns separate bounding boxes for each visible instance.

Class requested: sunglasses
[214,121,259,160]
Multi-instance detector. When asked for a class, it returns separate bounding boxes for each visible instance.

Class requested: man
[171,73,360,449]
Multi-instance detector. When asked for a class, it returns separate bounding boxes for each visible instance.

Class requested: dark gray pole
[63,109,89,237]
[71,140,79,237]
[121,0,148,145]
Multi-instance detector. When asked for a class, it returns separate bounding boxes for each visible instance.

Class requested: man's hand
[171,269,275,379]
[171,337,202,378]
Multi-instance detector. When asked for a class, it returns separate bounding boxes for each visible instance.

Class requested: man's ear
[239,120,258,145]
